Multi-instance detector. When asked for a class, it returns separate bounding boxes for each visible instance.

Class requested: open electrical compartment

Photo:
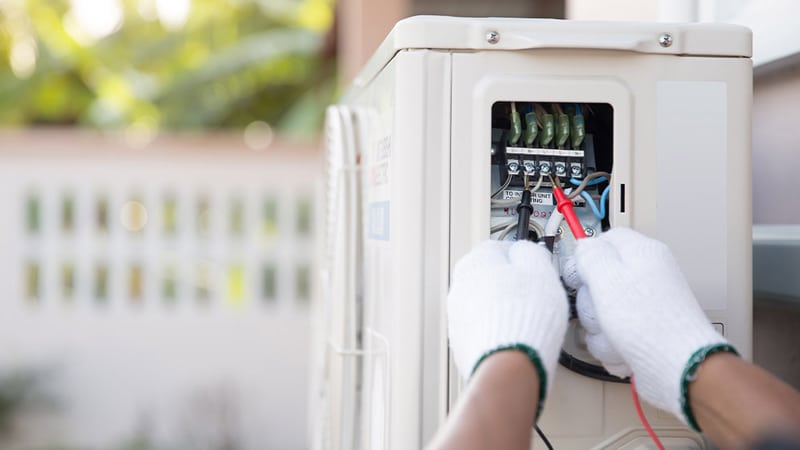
[489,100,626,382]
[490,101,614,242]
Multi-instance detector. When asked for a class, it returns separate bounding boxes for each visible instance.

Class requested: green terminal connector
[508,103,522,146]
[571,112,585,149]
[556,113,570,148]
[540,113,555,147]
[524,111,538,146]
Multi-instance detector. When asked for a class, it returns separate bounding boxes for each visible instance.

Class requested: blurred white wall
[566,0,656,21]
[752,70,800,224]
[0,129,319,450]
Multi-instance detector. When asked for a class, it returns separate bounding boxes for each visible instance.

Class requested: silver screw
[556,226,563,236]
[555,163,567,177]
[584,227,595,237]
[659,33,673,48]
[486,30,500,45]
[539,161,551,175]
[507,160,520,174]
[570,165,582,177]
[523,160,537,174]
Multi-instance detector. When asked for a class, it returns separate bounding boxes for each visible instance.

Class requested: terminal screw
[523,160,537,174]
[584,227,595,237]
[507,160,520,174]
[659,33,673,48]
[555,163,567,177]
[539,161,551,176]
[570,165,582,177]
[486,30,500,44]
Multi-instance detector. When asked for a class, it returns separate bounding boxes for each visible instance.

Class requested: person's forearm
[427,350,539,450]
[689,352,800,449]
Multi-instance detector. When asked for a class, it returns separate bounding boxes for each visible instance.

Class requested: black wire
[559,350,630,383]
[535,424,554,450]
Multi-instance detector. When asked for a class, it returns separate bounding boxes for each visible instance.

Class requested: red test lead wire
[552,179,666,450]
[551,184,587,239]
[631,378,666,450]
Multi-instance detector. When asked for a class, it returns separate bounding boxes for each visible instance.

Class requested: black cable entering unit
[535,424,554,450]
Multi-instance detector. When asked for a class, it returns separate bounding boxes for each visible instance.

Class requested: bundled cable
[580,186,611,220]
[567,172,610,200]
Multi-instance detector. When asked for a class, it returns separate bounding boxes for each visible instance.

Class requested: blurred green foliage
[0,0,336,136]
[0,367,52,440]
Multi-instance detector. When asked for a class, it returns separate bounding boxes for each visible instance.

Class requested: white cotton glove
[570,228,736,429]
[447,240,568,407]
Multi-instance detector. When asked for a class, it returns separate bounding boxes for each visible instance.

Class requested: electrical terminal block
[538,160,552,176]
[492,102,609,196]
[504,146,588,185]
[507,159,521,176]
[522,159,537,176]
[553,161,568,178]
[569,162,583,178]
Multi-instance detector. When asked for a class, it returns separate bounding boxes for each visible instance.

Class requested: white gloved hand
[448,240,568,411]
[571,228,736,429]
[562,254,632,377]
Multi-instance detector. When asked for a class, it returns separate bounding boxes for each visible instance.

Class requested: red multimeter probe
[551,182,586,240]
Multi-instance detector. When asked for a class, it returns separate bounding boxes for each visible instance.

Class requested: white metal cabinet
[320,16,753,450]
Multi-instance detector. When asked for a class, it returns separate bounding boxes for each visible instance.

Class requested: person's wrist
[472,347,538,374]
[681,344,740,431]
[472,344,549,420]
[616,322,731,422]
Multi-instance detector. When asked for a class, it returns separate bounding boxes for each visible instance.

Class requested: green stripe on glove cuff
[680,343,740,431]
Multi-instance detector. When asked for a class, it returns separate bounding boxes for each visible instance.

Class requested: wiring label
[503,189,586,207]
[530,192,554,205]
[503,190,553,205]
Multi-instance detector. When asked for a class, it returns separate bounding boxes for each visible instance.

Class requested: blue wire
[569,176,607,186]
[575,103,582,115]
[580,191,602,219]
[581,185,611,219]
